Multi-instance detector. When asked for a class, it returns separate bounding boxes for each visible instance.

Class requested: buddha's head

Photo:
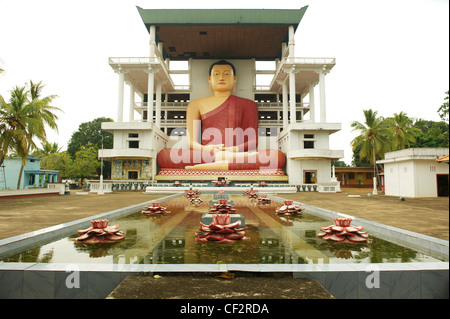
[208,60,237,93]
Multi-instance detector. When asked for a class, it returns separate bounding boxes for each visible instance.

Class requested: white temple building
[99,6,344,189]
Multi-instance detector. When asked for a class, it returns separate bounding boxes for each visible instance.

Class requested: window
[348,173,355,179]
[366,173,372,179]
[128,141,139,148]
[258,128,277,136]
[128,133,138,138]
[304,141,314,149]
[167,111,186,120]
[304,134,314,139]
[167,128,186,136]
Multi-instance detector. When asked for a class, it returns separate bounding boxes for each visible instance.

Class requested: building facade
[99,7,344,186]
[377,148,449,197]
[1,157,59,190]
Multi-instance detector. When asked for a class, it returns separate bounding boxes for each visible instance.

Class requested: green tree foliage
[410,119,449,148]
[386,111,420,151]
[67,117,113,158]
[438,91,449,123]
[40,151,72,180]
[351,109,392,166]
[31,140,62,158]
[68,144,100,179]
[0,81,61,189]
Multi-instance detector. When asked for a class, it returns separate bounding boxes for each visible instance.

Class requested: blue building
[0,157,59,190]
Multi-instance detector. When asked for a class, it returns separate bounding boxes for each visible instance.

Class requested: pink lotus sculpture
[247,190,258,198]
[185,189,201,198]
[276,200,304,215]
[142,202,171,215]
[258,194,271,204]
[317,217,369,243]
[74,219,124,244]
[209,199,236,214]
[189,195,204,205]
[196,213,249,244]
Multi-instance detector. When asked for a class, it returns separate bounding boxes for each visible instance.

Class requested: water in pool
[0,194,445,264]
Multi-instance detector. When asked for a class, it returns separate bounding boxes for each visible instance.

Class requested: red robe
[157,95,285,170]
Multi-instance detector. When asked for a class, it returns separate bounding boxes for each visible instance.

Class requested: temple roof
[136,7,308,60]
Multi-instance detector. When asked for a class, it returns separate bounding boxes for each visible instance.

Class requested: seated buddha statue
[157,60,286,170]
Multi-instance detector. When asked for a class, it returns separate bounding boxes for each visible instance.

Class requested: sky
[0,0,448,165]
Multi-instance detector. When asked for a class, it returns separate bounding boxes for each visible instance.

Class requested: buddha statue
[157,60,285,170]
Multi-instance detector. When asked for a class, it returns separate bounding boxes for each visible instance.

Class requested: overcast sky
[0,0,448,165]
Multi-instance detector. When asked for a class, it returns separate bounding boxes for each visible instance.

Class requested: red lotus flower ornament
[258,194,271,204]
[189,195,204,205]
[276,200,304,215]
[142,202,171,215]
[196,213,249,244]
[209,199,236,214]
[318,217,369,243]
[74,219,125,244]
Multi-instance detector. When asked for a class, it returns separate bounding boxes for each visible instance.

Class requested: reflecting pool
[1,194,446,264]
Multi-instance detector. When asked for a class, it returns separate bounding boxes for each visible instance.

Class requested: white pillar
[309,83,315,123]
[155,80,162,128]
[149,25,156,59]
[129,85,135,122]
[288,25,295,58]
[282,79,289,129]
[117,67,124,122]
[319,69,326,123]
[289,68,296,124]
[147,68,154,123]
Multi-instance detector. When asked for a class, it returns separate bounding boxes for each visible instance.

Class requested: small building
[377,148,449,197]
[334,167,378,188]
[0,157,59,190]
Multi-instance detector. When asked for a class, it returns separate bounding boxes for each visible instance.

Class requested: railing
[256,102,310,109]
[282,57,336,65]
[135,102,189,109]
[109,57,159,64]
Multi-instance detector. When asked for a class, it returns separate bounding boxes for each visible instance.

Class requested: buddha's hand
[223,146,239,152]
[204,144,225,154]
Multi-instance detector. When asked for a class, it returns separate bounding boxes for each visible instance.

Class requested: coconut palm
[387,112,421,151]
[32,141,62,158]
[350,109,392,166]
[0,81,61,189]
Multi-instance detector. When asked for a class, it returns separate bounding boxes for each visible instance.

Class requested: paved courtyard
[0,188,448,241]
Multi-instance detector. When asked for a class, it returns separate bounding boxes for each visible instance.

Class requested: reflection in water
[0,194,446,264]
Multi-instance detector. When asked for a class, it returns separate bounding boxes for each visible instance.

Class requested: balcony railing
[282,57,336,65]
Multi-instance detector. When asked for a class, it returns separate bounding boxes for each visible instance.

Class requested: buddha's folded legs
[157,148,285,170]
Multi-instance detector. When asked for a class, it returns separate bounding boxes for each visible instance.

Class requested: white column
[149,25,156,59]
[308,83,315,123]
[147,68,154,123]
[129,85,135,122]
[288,25,295,58]
[282,79,288,129]
[155,80,162,128]
[117,67,124,122]
[319,68,326,123]
[289,68,296,124]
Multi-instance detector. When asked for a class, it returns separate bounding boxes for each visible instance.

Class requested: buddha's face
[209,64,237,93]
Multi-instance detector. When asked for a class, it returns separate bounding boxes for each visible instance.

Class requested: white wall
[385,159,449,197]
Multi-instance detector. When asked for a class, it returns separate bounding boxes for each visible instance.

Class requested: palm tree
[351,109,392,191]
[32,141,62,158]
[387,112,420,150]
[351,109,392,165]
[0,81,61,189]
